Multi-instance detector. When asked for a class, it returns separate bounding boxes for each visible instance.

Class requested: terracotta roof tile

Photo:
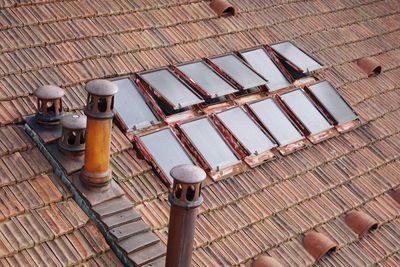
[9,181,44,210]
[0,0,400,265]
[79,221,109,254]
[47,235,81,266]
[17,212,54,244]
[0,187,24,220]
[30,175,63,204]
[36,205,73,237]
[57,200,89,230]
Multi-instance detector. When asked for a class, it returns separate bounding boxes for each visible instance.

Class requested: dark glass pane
[241,48,290,91]
[178,61,237,98]
[180,118,239,170]
[211,55,267,90]
[281,89,332,135]
[249,98,303,146]
[140,128,193,184]
[308,81,357,124]
[113,78,159,131]
[271,42,322,73]
[217,107,275,155]
[140,69,203,110]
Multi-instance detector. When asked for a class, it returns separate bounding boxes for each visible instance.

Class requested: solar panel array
[111,42,358,183]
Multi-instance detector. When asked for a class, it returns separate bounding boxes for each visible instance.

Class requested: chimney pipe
[33,85,64,127]
[80,80,118,189]
[58,114,87,158]
[166,164,206,267]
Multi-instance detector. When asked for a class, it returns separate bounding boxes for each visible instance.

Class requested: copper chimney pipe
[80,80,118,189]
[166,165,206,267]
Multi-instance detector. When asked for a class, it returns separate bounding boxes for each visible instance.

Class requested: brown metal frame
[238,45,295,86]
[137,67,204,110]
[303,80,361,133]
[109,75,163,133]
[276,88,338,144]
[175,116,244,181]
[210,106,277,168]
[205,53,269,94]
[136,70,203,125]
[133,125,199,185]
[244,96,308,155]
[269,41,326,74]
[171,60,238,99]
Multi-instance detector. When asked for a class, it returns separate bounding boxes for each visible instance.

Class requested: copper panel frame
[269,42,326,74]
[109,75,163,133]
[210,106,277,168]
[275,89,336,144]
[244,95,307,150]
[238,45,295,87]
[171,60,239,99]
[175,116,244,181]
[303,80,361,134]
[137,68,204,110]
[135,72,203,126]
[133,126,197,186]
[205,53,269,94]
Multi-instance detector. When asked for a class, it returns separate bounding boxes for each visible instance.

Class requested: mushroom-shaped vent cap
[85,79,118,96]
[61,114,87,130]
[34,85,64,99]
[303,231,337,261]
[356,57,382,77]
[170,164,206,184]
[210,0,236,16]
[345,210,378,237]
[252,256,283,267]
[393,187,400,204]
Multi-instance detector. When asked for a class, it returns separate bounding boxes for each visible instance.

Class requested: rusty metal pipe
[166,165,206,267]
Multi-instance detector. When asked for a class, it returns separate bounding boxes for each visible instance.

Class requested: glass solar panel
[113,78,159,131]
[210,54,267,90]
[180,118,239,170]
[216,107,275,155]
[271,42,323,73]
[240,48,291,91]
[280,89,332,135]
[140,69,204,110]
[249,98,303,146]
[178,61,238,98]
[140,128,194,184]
[308,81,358,124]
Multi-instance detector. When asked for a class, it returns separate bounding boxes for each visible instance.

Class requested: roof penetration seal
[303,231,337,261]
[345,210,378,237]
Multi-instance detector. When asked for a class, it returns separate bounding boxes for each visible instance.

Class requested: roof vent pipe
[303,231,337,261]
[345,210,378,237]
[58,114,87,158]
[210,0,236,16]
[356,57,382,77]
[33,85,64,127]
[80,80,118,189]
[166,164,206,267]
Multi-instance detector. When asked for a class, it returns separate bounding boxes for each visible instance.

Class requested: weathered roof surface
[0,125,121,266]
[0,0,400,266]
